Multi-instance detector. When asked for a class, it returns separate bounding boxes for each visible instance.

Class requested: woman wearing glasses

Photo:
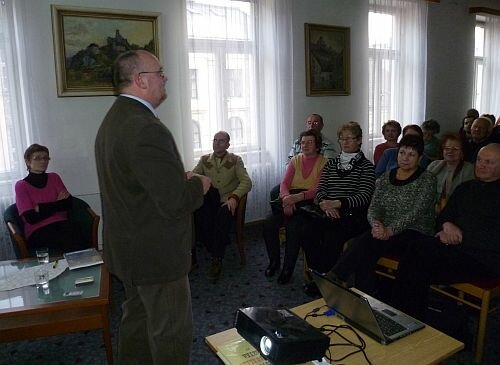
[263,129,327,284]
[301,121,375,296]
[427,133,474,212]
[15,144,86,254]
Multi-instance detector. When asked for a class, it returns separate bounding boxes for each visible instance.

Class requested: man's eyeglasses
[32,156,51,161]
[138,69,165,78]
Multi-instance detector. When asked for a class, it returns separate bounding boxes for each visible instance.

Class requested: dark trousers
[194,187,232,258]
[27,220,88,255]
[332,229,428,295]
[262,211,303,272]
[301,214,370,274]
[392,237,497,321]
[119,276,193,364]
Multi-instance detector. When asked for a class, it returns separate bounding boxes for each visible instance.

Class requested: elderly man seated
[192,131,252,282]
[288,113,337,160]
[391,143,500,321]
[464,116,499,162]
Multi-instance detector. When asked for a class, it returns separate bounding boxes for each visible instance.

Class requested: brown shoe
[207,257,222,282]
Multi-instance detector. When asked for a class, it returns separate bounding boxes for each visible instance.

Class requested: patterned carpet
[0,224,499,364]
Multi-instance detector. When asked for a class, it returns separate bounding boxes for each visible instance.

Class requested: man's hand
[282,193,301,206]
[371,221,392,240]
[283,204,295,217]
[198,175,212,194]
[436,222,463,245]
[187,172,212,194]
[222,197,238,216]
[57,191,70,200]
[319,199,341,218]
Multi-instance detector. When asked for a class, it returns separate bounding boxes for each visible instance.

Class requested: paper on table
[0,259,69,291]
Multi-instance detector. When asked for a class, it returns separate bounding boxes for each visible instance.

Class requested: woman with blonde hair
[301,121,375,296]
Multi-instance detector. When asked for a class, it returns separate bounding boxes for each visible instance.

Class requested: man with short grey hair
[95,50,211,364]
[288,113,337,159]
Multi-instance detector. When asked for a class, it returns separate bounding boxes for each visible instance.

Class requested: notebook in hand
[64,248,103,270]
[310,269,424,345]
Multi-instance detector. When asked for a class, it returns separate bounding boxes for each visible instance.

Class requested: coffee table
[0,259,113,364]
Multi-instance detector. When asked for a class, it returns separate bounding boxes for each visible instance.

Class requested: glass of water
[36,247,49,264]
[34,268,49,289]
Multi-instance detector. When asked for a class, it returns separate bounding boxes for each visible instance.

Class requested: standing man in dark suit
[95,50,211,364]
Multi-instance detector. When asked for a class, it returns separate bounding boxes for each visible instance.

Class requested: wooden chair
[376,255,500,364]
[3,197,100,259]
[234,194,248,265]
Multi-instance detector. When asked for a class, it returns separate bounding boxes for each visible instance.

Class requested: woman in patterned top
[301,121,375,296]
[329,134,437,296]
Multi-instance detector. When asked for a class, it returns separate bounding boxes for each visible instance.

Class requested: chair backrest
[3,203,29,258]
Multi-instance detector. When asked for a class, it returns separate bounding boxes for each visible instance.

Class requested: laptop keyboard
[373,311,406,337]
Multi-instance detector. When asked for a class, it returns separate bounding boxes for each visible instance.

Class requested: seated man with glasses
[15,143,88,254]
[191,131,252,282]
[288,113,337,160]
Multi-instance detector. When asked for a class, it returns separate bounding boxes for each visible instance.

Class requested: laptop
[311,270,425,345]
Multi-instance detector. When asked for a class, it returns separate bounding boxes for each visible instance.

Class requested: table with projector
[206,298,464,365]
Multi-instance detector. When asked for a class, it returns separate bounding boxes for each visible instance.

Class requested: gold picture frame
[305,23,350,96]
[51,5,160,97]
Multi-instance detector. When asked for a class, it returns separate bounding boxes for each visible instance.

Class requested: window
[0,3,30,187]
[368,11,396,141]
[190,69,198,99]
[192,119,201,150]
[228,116,243,145]
[473,21,485,109]
[368,1,427,156]
[472,14,500,115]
[187,0,255,157]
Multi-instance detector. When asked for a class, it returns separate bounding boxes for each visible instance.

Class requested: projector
[234,307,329,364]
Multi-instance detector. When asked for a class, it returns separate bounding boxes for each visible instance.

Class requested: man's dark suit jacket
[95,96,204,285]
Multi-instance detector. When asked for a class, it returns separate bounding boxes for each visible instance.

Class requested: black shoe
[303,282,321,298]
[207,257,223,282]
[277,268,293,285]
[265,261,280,277]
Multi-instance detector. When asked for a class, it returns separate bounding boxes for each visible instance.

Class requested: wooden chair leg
[475,290,491,364]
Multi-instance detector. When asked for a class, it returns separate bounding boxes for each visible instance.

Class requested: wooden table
[206,298,464,365]
[0,259,113,364]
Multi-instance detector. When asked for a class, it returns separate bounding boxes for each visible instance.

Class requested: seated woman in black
[300,121,375,296]
[15,144,87,255]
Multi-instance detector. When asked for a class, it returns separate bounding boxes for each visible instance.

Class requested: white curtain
[184,0,293,221]
[0,0,32,259]
[479,14,500,116]
[368,0,427,159]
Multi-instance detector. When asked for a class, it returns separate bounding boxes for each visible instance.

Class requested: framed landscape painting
[305,23,350,96]
[51,5,160,97]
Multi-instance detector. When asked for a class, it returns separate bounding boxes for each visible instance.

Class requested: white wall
[291,0,369,151]
[425,0,476,134]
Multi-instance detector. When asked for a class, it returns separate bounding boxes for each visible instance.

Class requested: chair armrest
[7,221,30,259]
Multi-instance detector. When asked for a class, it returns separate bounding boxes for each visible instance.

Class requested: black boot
[277,267,293,285]
[265,261,280,277]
